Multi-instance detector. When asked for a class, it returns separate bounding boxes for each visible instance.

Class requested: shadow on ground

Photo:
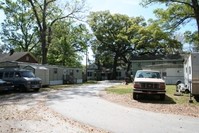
[136,94,176,104]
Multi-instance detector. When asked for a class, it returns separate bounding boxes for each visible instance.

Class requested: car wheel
[133,93,139,100]
[34,88,40,92]
[160,94,165,101]
[19,85,27,92]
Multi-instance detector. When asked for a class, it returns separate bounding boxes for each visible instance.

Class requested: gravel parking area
[100,91,199,118]
[0,92,107,133]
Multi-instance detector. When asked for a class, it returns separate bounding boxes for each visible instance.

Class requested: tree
[141,0,199,47]
[0,0,39,52]
[88,11,182,79]
[88,11,146,79]
[184,31,199,51]
[27,0,87,64]
[48,20,91,67]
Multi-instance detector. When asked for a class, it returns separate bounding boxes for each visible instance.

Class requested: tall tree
[0,0,39,52]
[27,0,87,64]
[88,11,181,79]
[48,20,91,67]
[88,11,146,79]
[141,0,199,47]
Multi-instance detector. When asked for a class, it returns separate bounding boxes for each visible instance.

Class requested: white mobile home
[143,63,184,85]
[184,53,199,97]
[63,68,83,84]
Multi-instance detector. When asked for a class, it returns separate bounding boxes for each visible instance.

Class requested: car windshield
[20,71,35,78]
[135,71,161,79]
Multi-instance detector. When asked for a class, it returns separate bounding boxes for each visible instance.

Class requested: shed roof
[0,52,38,63]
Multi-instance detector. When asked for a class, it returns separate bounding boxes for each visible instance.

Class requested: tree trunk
[192,0,199,46]
[112,55,118,80]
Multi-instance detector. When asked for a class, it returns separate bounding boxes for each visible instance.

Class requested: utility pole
[85,48,88,82]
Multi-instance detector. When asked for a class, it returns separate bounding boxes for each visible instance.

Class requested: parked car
[0,68,42,92]
[0,79,14,91]
[133,70,166,100]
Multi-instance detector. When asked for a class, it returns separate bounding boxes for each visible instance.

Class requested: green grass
[105,84,132,94]
[106,84,199,105]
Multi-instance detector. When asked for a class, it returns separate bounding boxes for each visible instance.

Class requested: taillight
[134,82,141,88]
[159,83,165,89]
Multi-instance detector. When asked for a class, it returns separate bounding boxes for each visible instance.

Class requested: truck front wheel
[160,94,165,101]
[133,93,139,100]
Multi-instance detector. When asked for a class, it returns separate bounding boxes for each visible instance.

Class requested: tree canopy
[0,0,39,52]
[88,11,181,79]
[141,0,199,50]
[0,0,89,66]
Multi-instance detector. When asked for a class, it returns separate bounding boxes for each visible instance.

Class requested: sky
[86,0,157,20]
[0,0,197,63]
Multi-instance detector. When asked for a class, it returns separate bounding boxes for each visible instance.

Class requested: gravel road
[46,81,199,133]
[0,91,105,133]
[1,81,199,133]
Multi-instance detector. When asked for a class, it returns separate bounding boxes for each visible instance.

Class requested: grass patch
[106,84,132,94]
[106,84,199,105]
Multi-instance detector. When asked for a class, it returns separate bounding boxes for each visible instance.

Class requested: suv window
[4,72,9,78]
[9,72,14,78]
[20,71,35,78]
[0,72,3,79]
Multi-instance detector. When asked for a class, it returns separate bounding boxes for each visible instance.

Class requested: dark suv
[0,68,42,92]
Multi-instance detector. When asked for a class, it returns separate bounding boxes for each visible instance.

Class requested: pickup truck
[133,70,166,100]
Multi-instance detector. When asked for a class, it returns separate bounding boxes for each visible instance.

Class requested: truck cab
[133,70,166,100]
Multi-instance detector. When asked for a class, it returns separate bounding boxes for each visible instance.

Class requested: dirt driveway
[100,91,199,118]
[0,91,106,133]
[1,81,199,133]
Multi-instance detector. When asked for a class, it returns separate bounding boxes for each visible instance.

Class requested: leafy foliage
[88,11,181,79]
[0,0,39,52]
[141,0,199,50]
[48,20,91,67]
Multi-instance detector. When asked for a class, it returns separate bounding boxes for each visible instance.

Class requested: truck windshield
[20,71,35,78]
[135,71,161,79]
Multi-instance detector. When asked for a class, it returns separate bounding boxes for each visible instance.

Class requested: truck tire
[160,94,165,101]
[34,88,40,92]
[133,93,139,100]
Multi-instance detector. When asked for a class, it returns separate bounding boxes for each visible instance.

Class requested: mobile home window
[54,68,57,74]
[116,72,121,77]
[162,72,167,77]
[87,72,92,77]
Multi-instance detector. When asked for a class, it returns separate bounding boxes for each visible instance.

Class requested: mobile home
[183,53,199,97]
